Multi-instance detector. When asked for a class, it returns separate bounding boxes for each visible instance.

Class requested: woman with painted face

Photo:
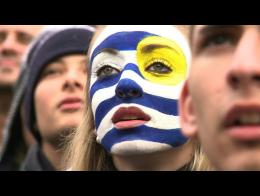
[64,25,212,171]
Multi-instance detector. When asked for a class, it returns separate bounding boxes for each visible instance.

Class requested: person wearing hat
[0,25,95,171]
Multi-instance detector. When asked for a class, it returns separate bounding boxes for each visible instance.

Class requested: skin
[89,25,194,170]
[0,25,43,87]
[34,54,87,170]
[180,25,260,170]
[0,25,43,145]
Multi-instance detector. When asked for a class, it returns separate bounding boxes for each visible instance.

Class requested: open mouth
[225,106,260,141]
[112,106,151,130]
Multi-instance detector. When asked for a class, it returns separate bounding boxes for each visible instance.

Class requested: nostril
[116,90,126,99]
[128,89,141,97]
[228,75,240,88]
[252,75,260,82]
[115,79,143,99]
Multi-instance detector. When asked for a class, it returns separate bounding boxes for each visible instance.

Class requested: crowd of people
[0,25,259,171]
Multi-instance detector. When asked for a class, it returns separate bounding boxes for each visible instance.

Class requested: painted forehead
[90,25,191,66]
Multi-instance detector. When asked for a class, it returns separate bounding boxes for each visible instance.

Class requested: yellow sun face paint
[137,36,187,86]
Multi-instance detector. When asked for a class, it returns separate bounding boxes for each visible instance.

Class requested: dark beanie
[23,26,95,143]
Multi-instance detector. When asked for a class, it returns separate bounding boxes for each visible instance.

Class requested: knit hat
[23,25,95,143]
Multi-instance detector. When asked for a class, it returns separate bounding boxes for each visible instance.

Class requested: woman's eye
[97,65,120,78]
[146,62,172,74]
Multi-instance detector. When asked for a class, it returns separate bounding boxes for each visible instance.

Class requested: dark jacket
[21,143,55,171]
[0,25,95,171]
[0,67,29,171]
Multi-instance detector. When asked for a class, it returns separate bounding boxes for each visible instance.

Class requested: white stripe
[110,140,172,155]
[90,50,137,87]
[89,25,191,67]
[91,69,184,114]
[96,103,180,143]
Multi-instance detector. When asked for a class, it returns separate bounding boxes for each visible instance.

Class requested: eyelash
[94,63,121,78]
[146,59,172,69]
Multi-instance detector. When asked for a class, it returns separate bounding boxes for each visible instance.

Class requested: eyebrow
[97,48,119,55]
[48,58,65,66]
[199,25,242,34]
[90,31,156,65]
[17,30,32,36]
[141,44,173,53]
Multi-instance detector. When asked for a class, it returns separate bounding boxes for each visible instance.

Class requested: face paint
[89,26,191,155]
[137,36,187,86]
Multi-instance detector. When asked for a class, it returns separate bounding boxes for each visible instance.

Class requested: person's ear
[179,81,198,137]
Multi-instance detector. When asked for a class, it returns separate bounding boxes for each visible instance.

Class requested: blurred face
[89,25,191,155]
[0,25,43,87]
[34,54,87,145]
[181,25,260,170]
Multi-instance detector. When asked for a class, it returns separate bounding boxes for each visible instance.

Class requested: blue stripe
[89,63,143,100]
[101,126,188,152]
[95,94,178,129]
[90,74,120,100]
[90,31,157,65]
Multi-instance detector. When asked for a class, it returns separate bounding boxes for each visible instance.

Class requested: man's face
[89,25,191,155]
[0,25,43,87]
[182,25,260,170]
[34,54,87,146]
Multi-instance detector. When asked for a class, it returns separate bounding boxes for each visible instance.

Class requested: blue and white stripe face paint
[89,25,191,155]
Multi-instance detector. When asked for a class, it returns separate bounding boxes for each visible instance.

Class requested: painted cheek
[89,77,118,130]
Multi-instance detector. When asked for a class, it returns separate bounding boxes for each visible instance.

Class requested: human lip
[0,58,19,68]
[112,106,151,130]
[58,97,83,111]
[224,103,260,141]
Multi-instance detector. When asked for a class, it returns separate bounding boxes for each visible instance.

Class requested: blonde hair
[63,25,111,170]
[64,84,214,171]
[63,93,112,170]
[63,25,214,171]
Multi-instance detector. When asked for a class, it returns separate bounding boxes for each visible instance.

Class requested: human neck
[0,87,13,143]
[112,140,194,171]
[42,141,63,171]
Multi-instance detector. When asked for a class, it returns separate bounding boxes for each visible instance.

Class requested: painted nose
[115,78,143,99]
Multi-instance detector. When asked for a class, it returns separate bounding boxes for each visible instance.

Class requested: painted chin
[110,140,172,155]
